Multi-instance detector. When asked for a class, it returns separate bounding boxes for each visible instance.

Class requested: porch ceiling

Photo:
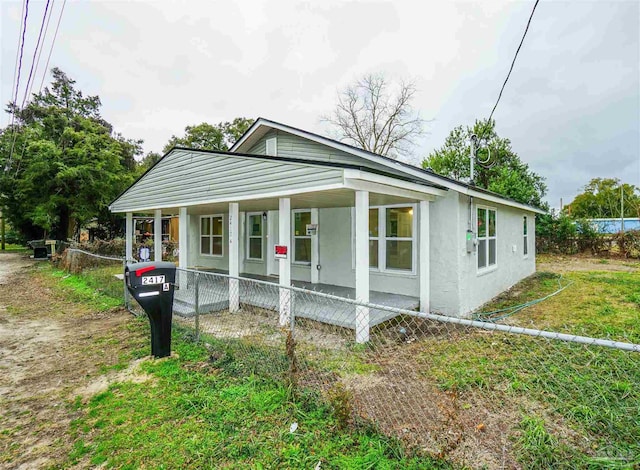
[179,188,422,215]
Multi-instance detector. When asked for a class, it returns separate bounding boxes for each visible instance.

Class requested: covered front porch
[118,159,446,342]
[172,270,420,329]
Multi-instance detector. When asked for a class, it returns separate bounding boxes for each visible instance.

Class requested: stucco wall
[427,191,461,316]
[183,194,536,313]
[317,207,420,297]
[456,194,536,316]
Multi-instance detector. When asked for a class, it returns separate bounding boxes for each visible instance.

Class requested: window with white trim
[200,215,223,256]
[247,212,263,260]
[385,206,414,271]
[523,216,528,257]
[353,204,415,272]
[293,210,311,264]
[369,208,379,268]
[477,207,496,270]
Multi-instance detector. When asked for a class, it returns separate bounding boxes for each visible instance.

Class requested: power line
[20,0,51,108]
[38,0,67,94]
[12,0,30,112]
[6,0,31,172]
[482,0,541,135]
[32,0,56,96]
[9,0,67,175]
[9,0,27,123]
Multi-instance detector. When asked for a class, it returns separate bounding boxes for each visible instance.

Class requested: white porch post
[125,212,133,261]
[154,209,162,262]
[310,208,319,284]
[278,197,291,326]
[355,190,370,343]
[229,202,240,312]
[419,200,430,313]
[178,207,189,269]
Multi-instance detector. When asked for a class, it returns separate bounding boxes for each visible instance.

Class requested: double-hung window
[361,205,415,272]
[523,216,528,257]
[477,207,497,270]
[385,207,413,271]
[247,213,263,260]
[200,215,223,256]
[293,210,311,264]
[369,208,379,268]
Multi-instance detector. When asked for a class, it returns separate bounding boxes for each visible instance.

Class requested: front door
[267,210,279,276]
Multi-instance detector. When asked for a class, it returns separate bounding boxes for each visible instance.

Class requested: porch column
[278,197,291,326]
[419,200,430,313]
[154,209,162,261]
[125,212,133,261]
[310,208,319,284]
[178,207,188,269]
[355,190,370,343]
[229,202,240,312]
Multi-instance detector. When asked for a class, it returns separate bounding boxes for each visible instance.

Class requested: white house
[110,117,544,337]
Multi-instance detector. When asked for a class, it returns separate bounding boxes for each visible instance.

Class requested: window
[353,204,415,273]
[523,216,528,256]
[369,208,379,268]
[293,210,311,264]
[385,207,413,270]
[200,215,223,256]
[247,213,263,260]
[477,207,496,270]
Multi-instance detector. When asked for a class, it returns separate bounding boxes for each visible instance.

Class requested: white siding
[111,150,344,212]
[246,130,417,180]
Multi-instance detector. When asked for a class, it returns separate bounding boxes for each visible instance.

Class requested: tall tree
[423,119,547,208]
[163,117,254,153]
[325,73,424,158]
[0,68,139,240]
[567,178,640,218]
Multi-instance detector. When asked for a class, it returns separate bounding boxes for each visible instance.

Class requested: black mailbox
[125,261,176,358]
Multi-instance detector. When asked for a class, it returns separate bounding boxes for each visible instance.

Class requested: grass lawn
[415,261,640,467]
[67,324,448,469]
[44,256,639,469]
[1,243,29,252]
[40,264,449,469]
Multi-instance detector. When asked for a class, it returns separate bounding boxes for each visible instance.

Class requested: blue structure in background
[590,218,640,234]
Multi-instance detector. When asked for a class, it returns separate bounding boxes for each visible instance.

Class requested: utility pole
[469,134,477,186]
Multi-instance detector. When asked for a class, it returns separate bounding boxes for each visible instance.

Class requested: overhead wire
[38,0,67,94]
[7,0,66,174]
[6,0,31,169]
[20,0,52,108]
[478,0,541,140]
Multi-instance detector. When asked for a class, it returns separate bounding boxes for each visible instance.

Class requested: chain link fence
[60,249,640,468]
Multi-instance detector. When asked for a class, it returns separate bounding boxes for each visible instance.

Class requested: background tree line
[0,68,253,242]
[2,69,635,247]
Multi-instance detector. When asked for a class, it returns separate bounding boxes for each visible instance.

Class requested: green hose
[473,274,574,323]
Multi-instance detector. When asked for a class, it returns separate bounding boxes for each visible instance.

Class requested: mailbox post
[125,261,176,358]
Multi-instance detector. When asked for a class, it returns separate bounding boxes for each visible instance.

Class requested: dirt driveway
[0,253,144,469]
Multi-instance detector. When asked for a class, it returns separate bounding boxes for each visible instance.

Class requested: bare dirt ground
[537,253,640,273]
[0,253,146,470]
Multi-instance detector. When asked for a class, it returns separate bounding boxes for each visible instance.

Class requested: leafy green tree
[423,119,547,208]
[567,178,640,219]
[163,117,254,153]
[0,68,139,240]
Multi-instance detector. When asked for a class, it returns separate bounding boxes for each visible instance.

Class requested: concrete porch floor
[173,270,419,330]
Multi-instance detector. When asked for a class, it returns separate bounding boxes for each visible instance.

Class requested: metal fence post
[194,271,200,341]
[122,259,129,311]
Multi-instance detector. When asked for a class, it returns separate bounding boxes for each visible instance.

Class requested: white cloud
[1,0,638,208]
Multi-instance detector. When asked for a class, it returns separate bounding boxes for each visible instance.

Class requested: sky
[1,0,639,210]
